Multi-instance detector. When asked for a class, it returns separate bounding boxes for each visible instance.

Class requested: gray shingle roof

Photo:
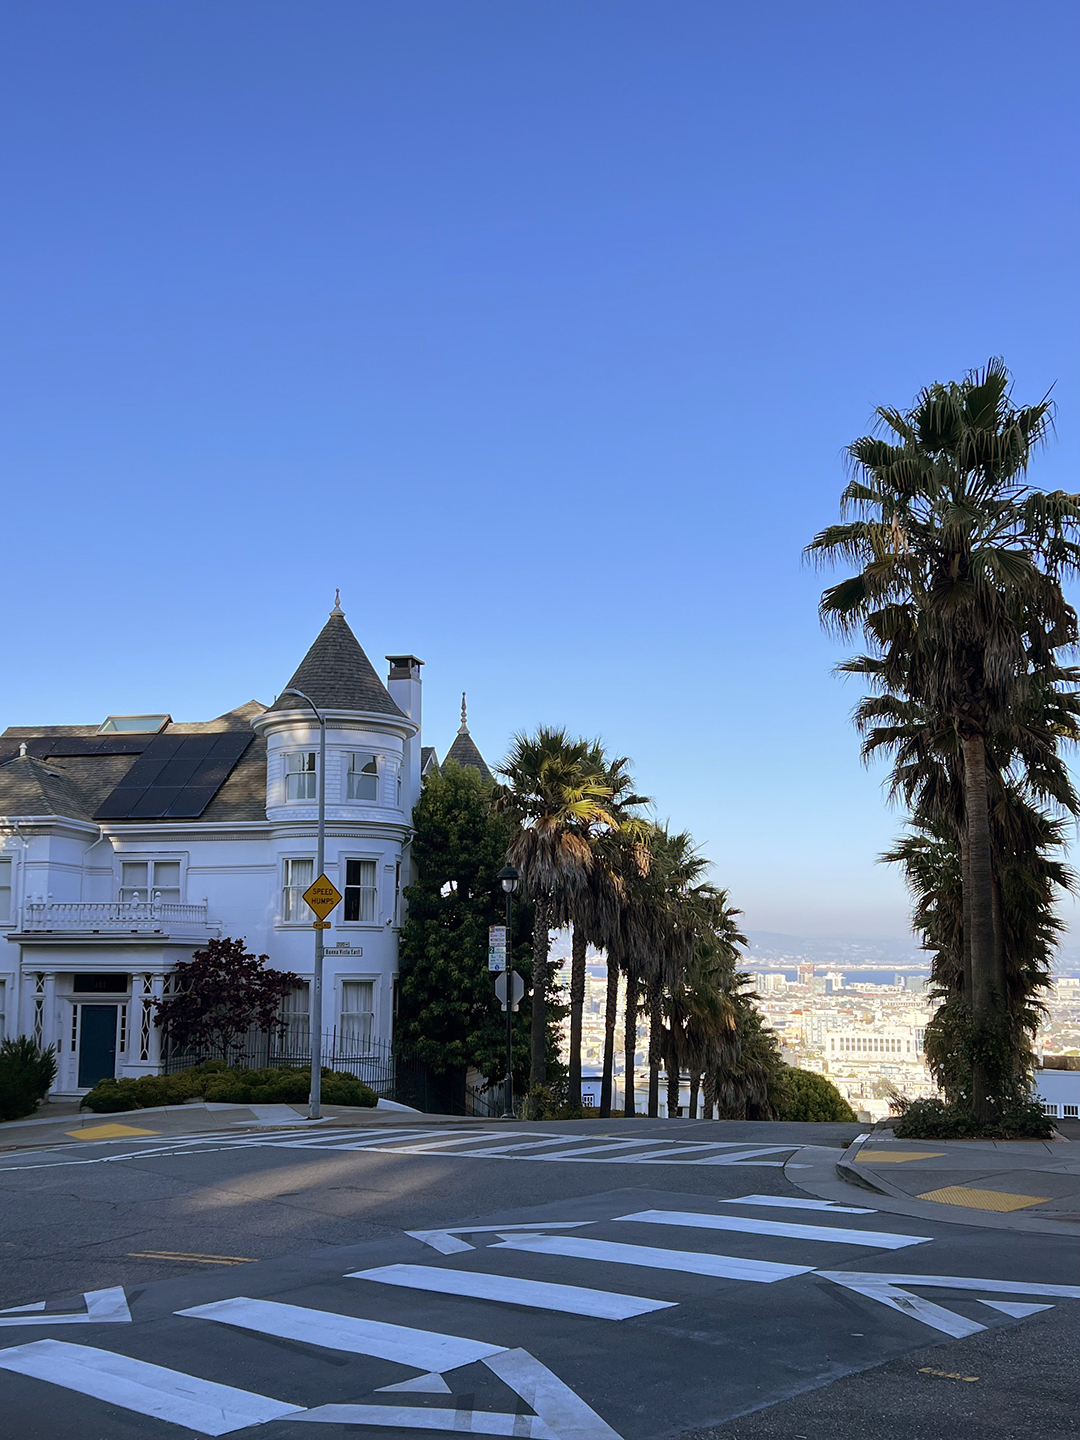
[0,755,93,821]
[268,612,405,718]
[443,728,493,783]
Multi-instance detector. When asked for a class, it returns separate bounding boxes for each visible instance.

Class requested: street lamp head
[498,864,520,895]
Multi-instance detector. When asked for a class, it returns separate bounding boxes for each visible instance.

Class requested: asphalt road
[0,1118,1076,1440]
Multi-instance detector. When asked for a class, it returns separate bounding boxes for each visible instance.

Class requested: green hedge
[893,1096,1053,1140]
[81,1061,378,1113]
[0,1037,58,1121]
[775,1067,858,1123]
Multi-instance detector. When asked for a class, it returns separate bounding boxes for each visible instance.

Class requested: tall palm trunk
[688,1071,700,1120]
[962,732,997,1122]
[599,961,619,1117]
[702,1065,716,1120]
[567,924,587,1109]
[960,830,973,1002]
[665,1039,680,1117]
[530,895,553,1091]
[623,974,639,1116]
[647,982,662,1118]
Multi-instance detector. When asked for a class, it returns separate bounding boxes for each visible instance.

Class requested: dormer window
[285,751,317,801]
[346,752,379,803]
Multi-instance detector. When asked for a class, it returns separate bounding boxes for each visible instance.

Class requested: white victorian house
[0,601,490,1096]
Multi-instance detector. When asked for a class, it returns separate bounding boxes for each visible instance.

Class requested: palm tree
[494,729,615,1092]
[855,661,1080,1105]
[597,830,651,1117]
[807,359,1080,1120]
[565,751,649,1109]
[663,900,746,1116]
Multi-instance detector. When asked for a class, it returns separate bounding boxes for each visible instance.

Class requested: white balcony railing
[21,898,212,935]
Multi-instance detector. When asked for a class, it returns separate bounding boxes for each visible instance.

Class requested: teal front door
[77,1005,117,1088]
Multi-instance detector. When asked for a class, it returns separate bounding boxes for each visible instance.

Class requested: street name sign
[303,875,342,920]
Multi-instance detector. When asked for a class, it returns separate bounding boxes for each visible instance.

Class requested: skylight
[97,715,171,734]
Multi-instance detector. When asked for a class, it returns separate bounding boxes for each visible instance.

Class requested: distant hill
[743,931,927,967]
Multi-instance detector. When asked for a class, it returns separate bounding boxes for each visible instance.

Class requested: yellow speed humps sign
[302,874,342,921]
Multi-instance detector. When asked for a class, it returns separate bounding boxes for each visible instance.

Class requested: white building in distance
[0,600,488,1096]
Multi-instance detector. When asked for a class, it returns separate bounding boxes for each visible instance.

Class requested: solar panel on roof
[93,731,254,821]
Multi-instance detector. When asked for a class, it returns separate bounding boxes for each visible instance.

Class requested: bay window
[347,752,379,802]
[340,980,374,1049]
[279,982,310,1052]
[344,859,377,922]
[285,751,317,801]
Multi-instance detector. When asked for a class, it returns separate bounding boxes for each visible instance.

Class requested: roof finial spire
[331,588,343,616]
[459,692,468,733]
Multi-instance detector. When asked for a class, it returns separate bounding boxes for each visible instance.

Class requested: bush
[0,1037,58,1120]
[775,1068,857,1123]
[81,1062,378,1113]
[893,1096,1054,1141]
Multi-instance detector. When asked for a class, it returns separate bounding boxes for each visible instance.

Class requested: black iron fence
[161,1030,503,1117]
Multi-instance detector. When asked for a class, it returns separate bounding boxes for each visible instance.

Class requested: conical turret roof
[269,606,405,718]
[443,693,493,782]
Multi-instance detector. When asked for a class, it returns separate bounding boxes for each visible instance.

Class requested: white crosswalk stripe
[490,1231,815,1283]
[614,1208,931,1249]
[349,1263,677,1319]
[0,1339,303,1436]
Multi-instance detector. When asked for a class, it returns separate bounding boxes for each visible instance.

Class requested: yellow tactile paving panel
[854,1149,945,1163]
[916,1185,1051,1212]
[66,1123,160,1140]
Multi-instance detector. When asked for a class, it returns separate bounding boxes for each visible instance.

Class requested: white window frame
[346,752,379,803]
[0,978,6,1041]
[285,750,318,802]
[118,857,184,905]
[0,856,13,927]
[341,856,379,925]
[281,856,315,923]
[338,976,377,1051]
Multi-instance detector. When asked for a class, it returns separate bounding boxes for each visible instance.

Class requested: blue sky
[2,2,1077,939]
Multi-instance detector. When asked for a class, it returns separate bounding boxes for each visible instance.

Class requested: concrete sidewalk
[835,1129,1080,1225]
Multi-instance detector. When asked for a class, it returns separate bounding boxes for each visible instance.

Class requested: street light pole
[280,687,325,1121]
[497,865,519,1119]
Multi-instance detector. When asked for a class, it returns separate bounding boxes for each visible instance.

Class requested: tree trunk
[991,867,1008,1009]
[599,960,619,1118]
[647,984,662,1118]
[567,924,587,1109]
[530,895,552,1092]
[960,829,972,1003]
[666,1043,681,1118]
[962,732,997,1123]
[623,974,639,1116]
[688,1071,700,1120]
[702,1066,716,1121]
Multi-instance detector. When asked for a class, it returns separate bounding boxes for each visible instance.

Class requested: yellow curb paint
[66,1123,160,1140]
[854,1149,945,1163]
[919,1368,979,1382]
[128,1252,255,1264]
[915,1185,1051,1212]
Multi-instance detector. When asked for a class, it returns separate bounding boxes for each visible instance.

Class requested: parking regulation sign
[488,924,507,972]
